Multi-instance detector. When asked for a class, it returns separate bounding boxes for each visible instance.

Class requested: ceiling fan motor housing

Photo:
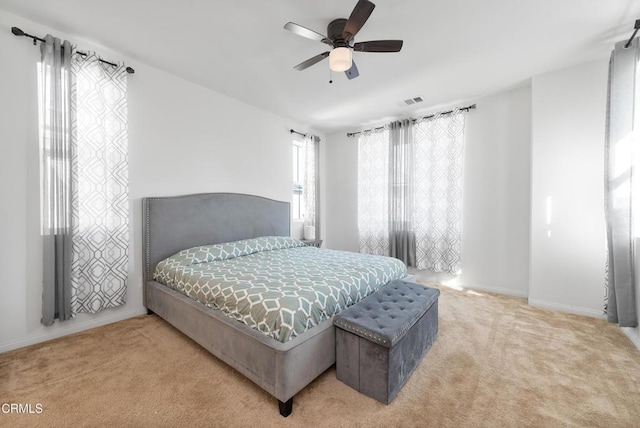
[328,18,349,46]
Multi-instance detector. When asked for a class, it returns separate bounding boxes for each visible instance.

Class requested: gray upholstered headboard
[142,193,290,285]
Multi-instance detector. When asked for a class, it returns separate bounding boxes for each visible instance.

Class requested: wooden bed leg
[278,398,293,417]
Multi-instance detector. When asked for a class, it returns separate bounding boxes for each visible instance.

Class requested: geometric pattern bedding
[154,236,407,342]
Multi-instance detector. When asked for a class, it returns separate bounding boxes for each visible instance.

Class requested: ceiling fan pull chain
[329,68,333,84]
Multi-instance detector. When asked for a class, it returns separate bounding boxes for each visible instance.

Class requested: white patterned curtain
[302,135,320,239]
[356,109,467,273]
[70,53,129,314]
[414,109,467,273]
[358,129,390,255]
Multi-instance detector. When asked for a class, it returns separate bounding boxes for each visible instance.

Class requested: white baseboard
[411,269,529,299]
[458,283,528,299]
[528,299,605,319]
[621,327,640,350]
[0,307,147,354]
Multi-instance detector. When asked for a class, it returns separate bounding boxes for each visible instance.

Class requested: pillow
[161,236,306,267]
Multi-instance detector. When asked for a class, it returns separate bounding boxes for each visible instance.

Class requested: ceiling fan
[284,0,403,80]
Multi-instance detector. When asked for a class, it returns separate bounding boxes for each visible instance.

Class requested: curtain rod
[290,129,306,138]
[11,26,135,74]
[289,129,321,142]
[624,19,640,48]
[346,103,476,137]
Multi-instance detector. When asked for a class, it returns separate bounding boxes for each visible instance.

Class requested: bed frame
[142,193,336,417]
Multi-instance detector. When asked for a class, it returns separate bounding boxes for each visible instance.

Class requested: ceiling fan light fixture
[329,47,352,72]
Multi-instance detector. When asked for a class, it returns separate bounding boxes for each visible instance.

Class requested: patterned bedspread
[154,236,407,342]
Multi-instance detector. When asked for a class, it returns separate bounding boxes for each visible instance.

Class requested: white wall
[324,132,360,253]
[0,9,324,352]
[529,60,608,317]
[459,85,531,296]
[324,85,532,297]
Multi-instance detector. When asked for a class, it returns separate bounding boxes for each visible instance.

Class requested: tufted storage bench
[333,280,440,404]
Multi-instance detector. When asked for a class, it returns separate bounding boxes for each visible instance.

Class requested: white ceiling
[2,0,639,133]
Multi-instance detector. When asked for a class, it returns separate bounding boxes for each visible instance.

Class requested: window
[292,139,305,220]
[291,133,320,238]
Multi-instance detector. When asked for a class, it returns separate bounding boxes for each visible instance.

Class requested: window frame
[292,139,305,221]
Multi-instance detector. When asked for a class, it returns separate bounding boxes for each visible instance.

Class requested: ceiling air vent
[403,96,424,106]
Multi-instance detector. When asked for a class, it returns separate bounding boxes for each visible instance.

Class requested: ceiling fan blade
[353,40,403,52]
[293,52,330,71]
[342,0,376,41]
[345,61,360,80]
[284,22,331,45]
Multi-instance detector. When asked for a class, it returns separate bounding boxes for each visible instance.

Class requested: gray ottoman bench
[333,280,440,404]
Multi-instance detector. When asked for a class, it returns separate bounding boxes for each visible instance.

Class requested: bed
[142,193,408,416]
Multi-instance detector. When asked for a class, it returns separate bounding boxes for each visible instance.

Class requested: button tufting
[333,280,440,347]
